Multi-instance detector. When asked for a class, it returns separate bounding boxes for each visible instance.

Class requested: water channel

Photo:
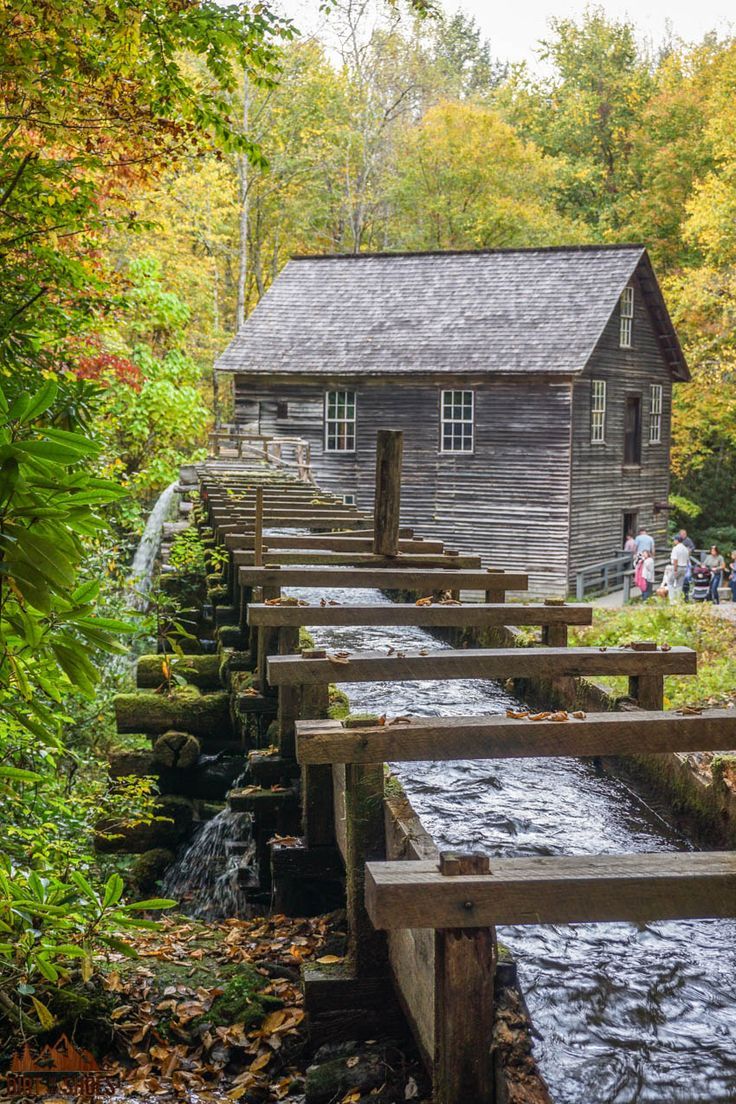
[289,583,736,1104]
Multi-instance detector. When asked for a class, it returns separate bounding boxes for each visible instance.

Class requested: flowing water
[286,583,736,1104]
[161,807,255,920]
[127,480,180,611]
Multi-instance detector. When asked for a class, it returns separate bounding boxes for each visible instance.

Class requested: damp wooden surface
[295,708,736,764]
[267,645,697,686]
[247,601,593,628]
[365,852,736,929]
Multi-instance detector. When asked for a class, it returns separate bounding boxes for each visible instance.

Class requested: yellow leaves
[315,954,344,964]
[342,1092,361,1103]
[31,996,55,1029]
[249,1051,271,1072]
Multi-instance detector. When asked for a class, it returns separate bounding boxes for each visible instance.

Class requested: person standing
[624,532,636,557]
[640,549,655,600]
[729,551,736,602]
[634,526,654,559]
[678,528,696,554]
[670,535,690,602]
[705,545,726,604]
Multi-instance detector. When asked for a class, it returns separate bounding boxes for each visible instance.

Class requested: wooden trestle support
[190,439,736,1104]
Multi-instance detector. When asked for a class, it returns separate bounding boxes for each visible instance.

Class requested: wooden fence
[193,429,736,1104]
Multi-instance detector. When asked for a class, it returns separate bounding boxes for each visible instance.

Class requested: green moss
[299,626,316,651]
[328,686,350,720]
[204,968,282,1029]
[384,771,405,800]
[344,712,380,728]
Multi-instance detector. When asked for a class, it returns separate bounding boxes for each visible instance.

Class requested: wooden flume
[194,430,734,1104]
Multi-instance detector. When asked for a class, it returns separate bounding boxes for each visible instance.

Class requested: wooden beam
[253,486,263,567]
[373,429,403,557]
[295,708,736,764]
[247,602,593,628]
[221,516,375,531]
[225,535,447,554]
[233,551,481,569]
[365,852,736,929]
[239,566,528,592]
[268,645,697,687]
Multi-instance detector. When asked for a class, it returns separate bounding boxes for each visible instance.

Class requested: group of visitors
[625,526,734,604]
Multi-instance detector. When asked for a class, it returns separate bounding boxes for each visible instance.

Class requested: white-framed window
[591,379,606,443]
[343,493,356,506]
[620,286,634,348]
[440,390,474,452]
[649,383,662,444]
[324,390,356,452]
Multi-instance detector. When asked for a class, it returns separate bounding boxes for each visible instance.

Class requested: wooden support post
[434,852,495,1104]
[277,625,300,758]
[257,585,281,692]
[373,430,403,557]
[484,567,505,607]
[253,487,264,567]
[344,764,387,975]
[300,683,334,847]
[627,641,664,709]
[541,598,568,647]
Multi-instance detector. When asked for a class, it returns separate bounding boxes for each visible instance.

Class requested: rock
[95,795,194,854]
[158,753,246,800]
[127,848,175,894]
[306,1048,386,1104]
[137,653,223,691]
[153,730,201,769]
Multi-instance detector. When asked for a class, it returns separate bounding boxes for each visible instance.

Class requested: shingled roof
[215,245,689,380]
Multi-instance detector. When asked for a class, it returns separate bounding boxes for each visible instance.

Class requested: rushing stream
[287,584,736,1104]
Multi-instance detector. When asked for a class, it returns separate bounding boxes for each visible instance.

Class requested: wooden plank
[248,602,593,628]
[221,516,375,531]
[233,551,480,569]
[268,645,697,687]
[365,852,736,929]
[373,429,403,556]
[224,535,446,554]
[295,708,736,764]
[253,486,263,567]
[239,566,528,591]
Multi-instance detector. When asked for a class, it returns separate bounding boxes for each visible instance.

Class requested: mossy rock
[328,687,350,720]
[202,969,283,1030]
[127,848,175,895]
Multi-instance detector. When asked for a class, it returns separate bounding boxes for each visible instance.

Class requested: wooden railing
[207,429,315,484]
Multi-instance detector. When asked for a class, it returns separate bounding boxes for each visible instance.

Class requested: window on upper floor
[649,384,663,444]
[324,390,356,452]
[591,379,606,444]
[440,390,474,452]
[620,286,634,348]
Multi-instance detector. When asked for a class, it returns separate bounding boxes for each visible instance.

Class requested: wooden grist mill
[194,430,736,1104]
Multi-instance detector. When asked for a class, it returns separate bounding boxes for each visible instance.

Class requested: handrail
[207,429,316,485]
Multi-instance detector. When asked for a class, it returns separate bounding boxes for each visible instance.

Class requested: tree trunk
[235,72,250,331]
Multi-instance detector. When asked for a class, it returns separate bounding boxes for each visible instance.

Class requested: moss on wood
[114,688,232,740]
[137,653,222,691]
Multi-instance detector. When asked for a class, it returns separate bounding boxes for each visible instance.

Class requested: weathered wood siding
[568,272,673,587]
[234,374,572,596]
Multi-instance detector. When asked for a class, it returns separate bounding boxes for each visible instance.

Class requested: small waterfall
[127,480,180,611]
[161,808,256,919]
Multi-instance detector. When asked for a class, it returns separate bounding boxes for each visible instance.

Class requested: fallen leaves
[101,912,336,1101]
